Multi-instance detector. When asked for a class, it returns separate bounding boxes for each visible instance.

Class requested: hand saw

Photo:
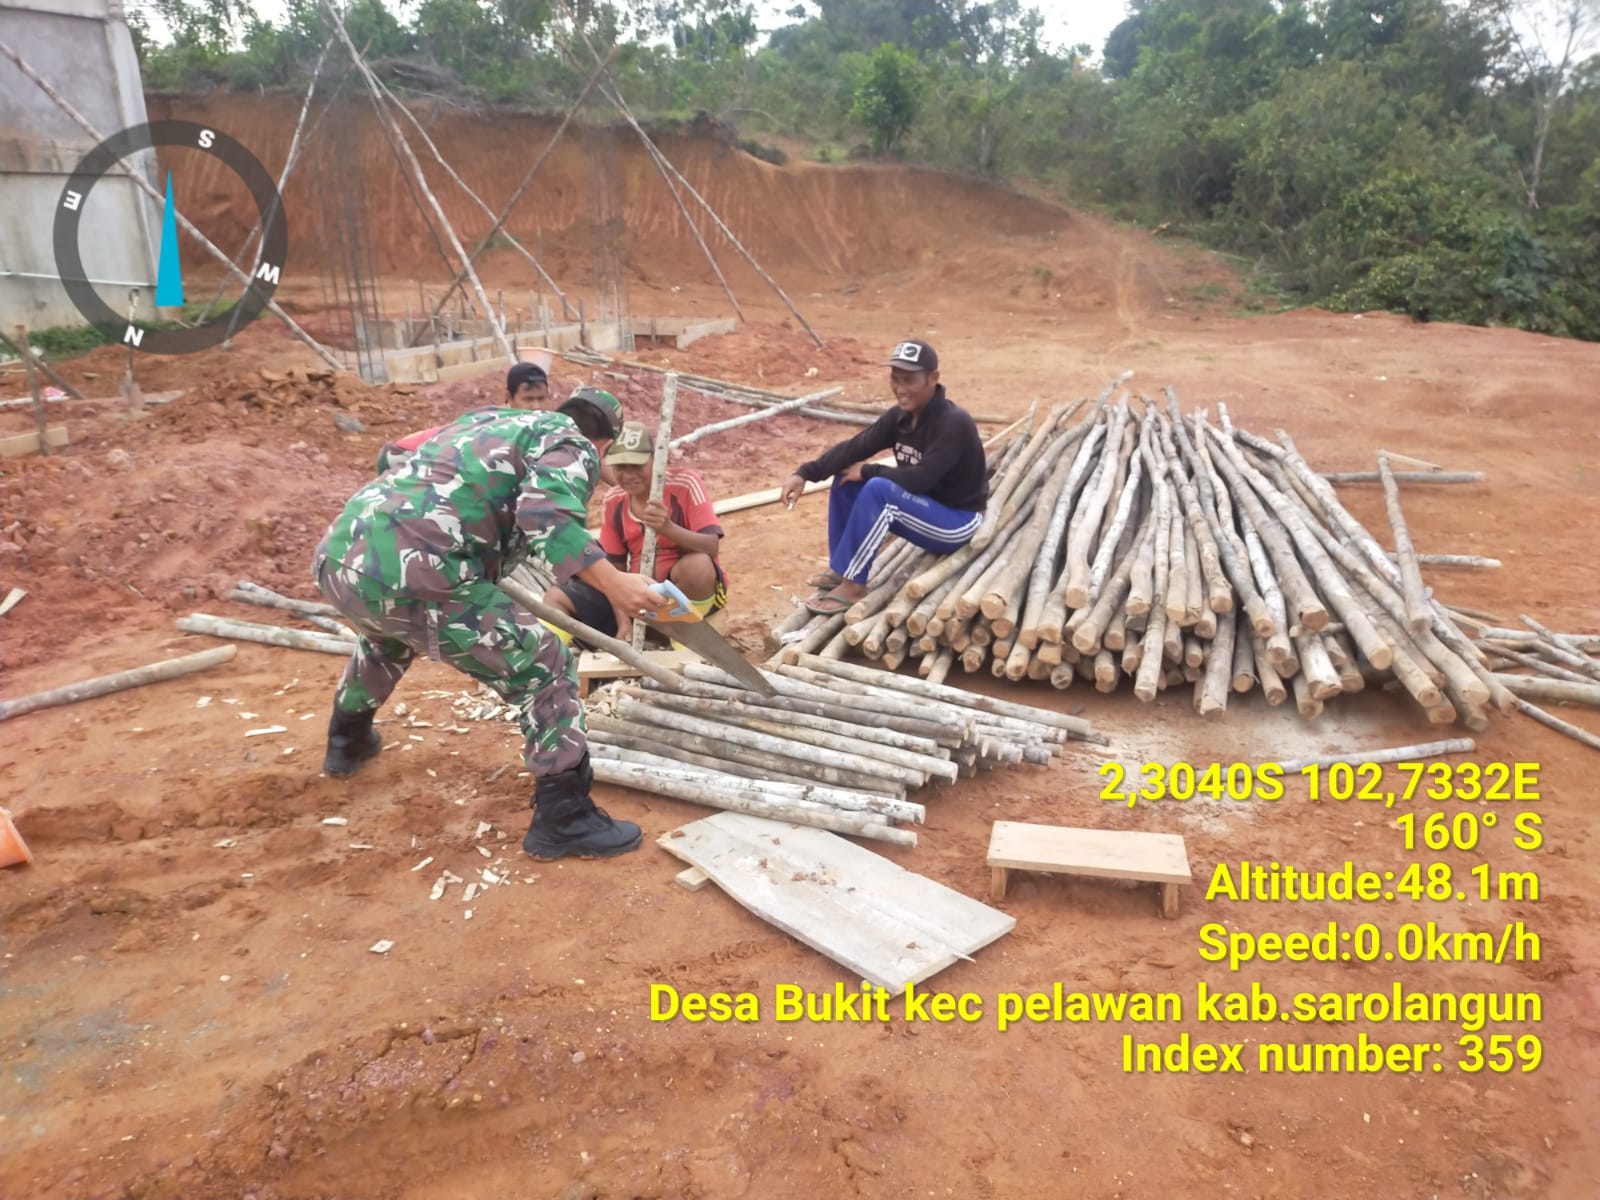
[639,580,776,695]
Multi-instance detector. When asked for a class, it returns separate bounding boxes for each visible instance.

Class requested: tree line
[133,0,1600,340]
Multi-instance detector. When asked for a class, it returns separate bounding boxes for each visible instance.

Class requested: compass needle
[155,170,185,309]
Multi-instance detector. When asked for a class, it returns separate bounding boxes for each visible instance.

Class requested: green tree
[852,42,924,153]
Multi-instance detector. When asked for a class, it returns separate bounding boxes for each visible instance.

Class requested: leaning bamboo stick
[1510,698,1600,752]
[1322,471,1484,484]
[1063,404,1130,608]
[1377,453,1431,634]
[0,645,237,722]
[1491,675,1600,708]
[1272,738,1476,772]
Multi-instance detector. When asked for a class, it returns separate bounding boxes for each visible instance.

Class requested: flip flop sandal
[804,588,855,616]
[805,568,844,589]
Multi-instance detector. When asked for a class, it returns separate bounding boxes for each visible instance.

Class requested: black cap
[507,361,548,393]
[884,339,938,373]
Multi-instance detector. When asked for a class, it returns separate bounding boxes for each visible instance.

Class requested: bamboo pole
[552,17,823,346]
[325,9,513,360]
[634,372,678,650]
[1377,453,1431,634]
[178,614,354,656]
[498,577,686,691]
[229,581,341,618]
[1273,739,1476,772]
[1510,698,1600,752]
[420,54,619,326]
[0,645,237,722]
[672,387,842,449]
[1322,471,1483,484]
[1491,675,1600,708]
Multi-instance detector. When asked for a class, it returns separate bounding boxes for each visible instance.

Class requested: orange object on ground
[0,809,33,868]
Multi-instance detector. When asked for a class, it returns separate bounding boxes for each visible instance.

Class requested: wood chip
[321,817,349,826]
[410,856,434,872]
[463,882,479,903]
[369,940,395,954]
[476,845,492,858]
[474,821,492,838]
[244,726,287,737]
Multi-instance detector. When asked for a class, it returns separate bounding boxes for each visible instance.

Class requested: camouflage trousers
[314,556,585,777]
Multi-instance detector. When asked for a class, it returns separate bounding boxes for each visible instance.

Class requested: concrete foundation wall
[0,0,160,331]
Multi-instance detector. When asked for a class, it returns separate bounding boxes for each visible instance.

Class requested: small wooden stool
[986,821,1192,918]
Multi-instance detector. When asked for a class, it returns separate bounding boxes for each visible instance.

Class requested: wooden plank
[659,812,1014,995]
[0,426,67,457]
[658,834,711,890]
[987,822,1192,885]
[713,456,896,517]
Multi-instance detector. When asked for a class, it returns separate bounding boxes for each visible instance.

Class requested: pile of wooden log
[584,656,1104,847]
[769,388,1515,732]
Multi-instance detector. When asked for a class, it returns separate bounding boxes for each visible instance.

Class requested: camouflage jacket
[316,408,607,596]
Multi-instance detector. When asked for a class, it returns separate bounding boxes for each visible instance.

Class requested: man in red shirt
[542,422,728,643]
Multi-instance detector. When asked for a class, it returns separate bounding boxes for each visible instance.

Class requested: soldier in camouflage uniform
[311,386,667,860]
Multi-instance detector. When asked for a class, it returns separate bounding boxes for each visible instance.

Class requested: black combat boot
[322,708,382,777]
[523,753,641,860]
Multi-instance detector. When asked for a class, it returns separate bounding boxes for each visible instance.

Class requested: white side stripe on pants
[844,504,983,579]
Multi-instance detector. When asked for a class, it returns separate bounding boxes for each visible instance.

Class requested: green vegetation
[132,0,1600,340]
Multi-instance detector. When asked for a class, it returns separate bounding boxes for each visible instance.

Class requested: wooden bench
[987,821,1192,919]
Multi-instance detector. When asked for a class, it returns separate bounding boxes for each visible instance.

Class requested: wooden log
[789,655,1099,741]
[15,323,51,458]
[587,714,901,796]
[766,602,818,653]
[498,577,687,690]
[590,758,915,845]
[178,614,354,656]
[1491,675,1600,708]
[1481,644,1593,684]
[1072,509,1152,655]
[672,387,843,449]
[627,688,950,765]
[782,613,847,665]
[1273,738,1476,772]
[1322,471,1483,484]
[589,723,818,787]
[0,645,237,722]
[1470,627,1600,652]
[1165,398,1273,637]
[1376,453,1430,634]
[644,674,964,746]
[1396,553,1502,569]
[924,646,955,684]
[1086,418,1141,604]
[1519,615,1600,680]
[1511,697,1600,752]
[984,431,1095,628]
[1154,402,1230,614]
[1252,635,1287,706]
[1290,668,1323,720]
[617,697,926,787]
[590,744,922,822]
[1017,423,1104,646]
[1294,631,1343,700]
[632,372,679,650]
[1206,425,1327,631]
[1063,405,1130,608]
[1230,614,1255,693]
[230,581,341,618]
[972,398,1086,552]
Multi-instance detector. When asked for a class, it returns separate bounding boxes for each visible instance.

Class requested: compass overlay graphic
[51,120,286,356]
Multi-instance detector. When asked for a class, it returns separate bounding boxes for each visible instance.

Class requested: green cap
[563,386,625,437]
[606,421,655,466]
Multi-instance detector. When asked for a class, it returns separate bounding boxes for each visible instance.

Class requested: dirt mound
[147,364,415,441]
[139,94,1200,315]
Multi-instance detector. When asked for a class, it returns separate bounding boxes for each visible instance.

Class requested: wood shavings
[474,821,492,838]
[411,856,434,871]
[476,845,492,858]
[244,726,287,737]
[463,909,473,920]
[321,817,348,827]
[370,940,394,954]
[463,882,479,903]
[212,838,237,849]
[195,696,213,708]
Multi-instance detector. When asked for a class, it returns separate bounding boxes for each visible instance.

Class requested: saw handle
[640,578,697,623]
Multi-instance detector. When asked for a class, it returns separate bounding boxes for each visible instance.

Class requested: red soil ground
[2,96,1597,1200]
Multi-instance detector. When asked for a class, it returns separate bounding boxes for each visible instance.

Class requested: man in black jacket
[779,340,987,614]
